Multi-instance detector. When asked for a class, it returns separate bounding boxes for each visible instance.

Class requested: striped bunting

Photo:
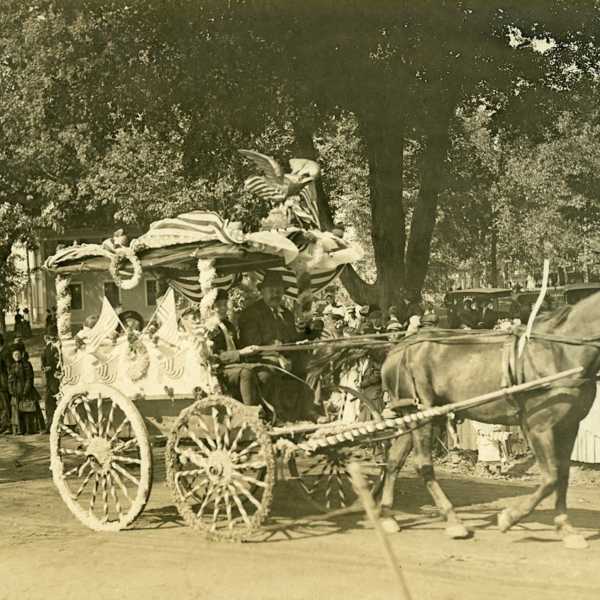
[136,211,243,249]
[167,265,345,304]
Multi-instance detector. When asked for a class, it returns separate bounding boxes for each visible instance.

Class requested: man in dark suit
[238,271,318,421]
[209,289,265,409]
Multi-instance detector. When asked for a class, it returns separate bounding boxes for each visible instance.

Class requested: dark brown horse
[380,295,600,549]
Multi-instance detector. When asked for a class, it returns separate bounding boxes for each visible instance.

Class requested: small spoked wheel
[50,384,153,532]
[166,395,275,541]
[288,441,387,513]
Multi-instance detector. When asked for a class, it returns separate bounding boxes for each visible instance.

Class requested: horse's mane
[532,305,572,330]
[533,290,600,333]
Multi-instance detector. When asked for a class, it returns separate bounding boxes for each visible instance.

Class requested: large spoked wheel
[50,384,153,532]
[166,395,275,541]
[288,440,387,513]
[289,386,388,513]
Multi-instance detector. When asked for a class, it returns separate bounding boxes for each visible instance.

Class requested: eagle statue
[238,149,321,230]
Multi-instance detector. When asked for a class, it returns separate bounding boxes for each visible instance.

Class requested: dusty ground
[1,435,600,600]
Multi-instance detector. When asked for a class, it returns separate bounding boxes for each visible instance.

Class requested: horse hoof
[381,518,401,534]
[563,534,588,550]
[497,509,512,533]
[445,524,470,539]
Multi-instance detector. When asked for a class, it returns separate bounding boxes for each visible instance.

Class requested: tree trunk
[490,223,498,287]
[405,129,450,292]
[358,114,407,310]
[295,117,407,310]
[294,124,380,307]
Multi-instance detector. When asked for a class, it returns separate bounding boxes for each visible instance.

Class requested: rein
[395,327,600,351]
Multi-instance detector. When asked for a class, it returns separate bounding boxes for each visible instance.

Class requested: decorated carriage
[44,209,394,540]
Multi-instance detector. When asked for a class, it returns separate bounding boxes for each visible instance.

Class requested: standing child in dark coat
[8,343,45,435]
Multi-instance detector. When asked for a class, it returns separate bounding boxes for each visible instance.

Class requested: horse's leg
[498,423,559,532]
[413,421,470,539]
[379,432,413,533]
[554,420,588,549]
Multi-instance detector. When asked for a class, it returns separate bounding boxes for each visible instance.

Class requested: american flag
[85,297,120,354]
[151,288,180,346]
[138,210,243,248]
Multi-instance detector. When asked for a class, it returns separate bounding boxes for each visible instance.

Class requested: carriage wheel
[287,440,387,513]
[50,384,153,532]
[166,395,275,541]
[289,385,388,513]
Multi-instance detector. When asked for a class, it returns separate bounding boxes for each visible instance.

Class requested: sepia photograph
[2,2,600,599]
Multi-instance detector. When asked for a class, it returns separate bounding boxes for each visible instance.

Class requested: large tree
[2,0,600,313]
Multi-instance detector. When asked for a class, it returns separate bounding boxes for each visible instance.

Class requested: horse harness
[391,326,600,419]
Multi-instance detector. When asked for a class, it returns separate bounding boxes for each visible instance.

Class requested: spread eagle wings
[238,149,284,179]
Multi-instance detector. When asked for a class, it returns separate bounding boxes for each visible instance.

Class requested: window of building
[146,279,169,306]
[103,281,121,308]
[68,283,84,311]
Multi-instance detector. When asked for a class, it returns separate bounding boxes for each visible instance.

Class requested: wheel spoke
[222,408,232,448]
[59,447,87,457]
[211,408,222,450]
[211,491,222,530]
[110,467,132,504]
[82,398,98,436]
[231,480,262,511]
[196,484,215,518]
[233,472,267,489]
[109,415,132,444]
[223,489,233,529]
[108,472,123,517]
[228,422,248,454]
[63,457,90,479]
[113,438,140,454]
[112,455,141,466]
[73,469,94,500]
[193,416,218,449]
[236,459,266,471]
[59,423,87,444]
[112,462,140,487]
[88,473,100,513]
[104,401,116,438]
[228,484,252,527]
[100,473,109,522]
[96,394,104,435]
[68,404,94,439]
[188,429,215,455]
[231,440,259,461]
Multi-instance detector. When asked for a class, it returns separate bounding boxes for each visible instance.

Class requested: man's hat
[120,310,144,329]
[260,271,285,289]
[10,339,26,353]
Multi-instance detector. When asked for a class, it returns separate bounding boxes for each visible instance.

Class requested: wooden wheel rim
[50,384,153,532]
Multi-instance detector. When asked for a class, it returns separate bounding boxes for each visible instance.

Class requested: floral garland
[124,330,150,382]
[55,274,72,340]
[197,258,219,330]
[110,249,143,290]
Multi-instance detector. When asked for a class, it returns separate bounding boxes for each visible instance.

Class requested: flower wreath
[125,331,151,381]
[109,249,143,290]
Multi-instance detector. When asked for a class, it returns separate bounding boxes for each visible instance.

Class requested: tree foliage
[2,0,600,313]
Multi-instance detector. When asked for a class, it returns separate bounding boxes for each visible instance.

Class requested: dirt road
[1,435,599,600]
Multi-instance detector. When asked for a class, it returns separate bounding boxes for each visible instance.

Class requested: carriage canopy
[44,210,363,302]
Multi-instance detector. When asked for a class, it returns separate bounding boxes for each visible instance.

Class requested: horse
[379,294,600,549]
